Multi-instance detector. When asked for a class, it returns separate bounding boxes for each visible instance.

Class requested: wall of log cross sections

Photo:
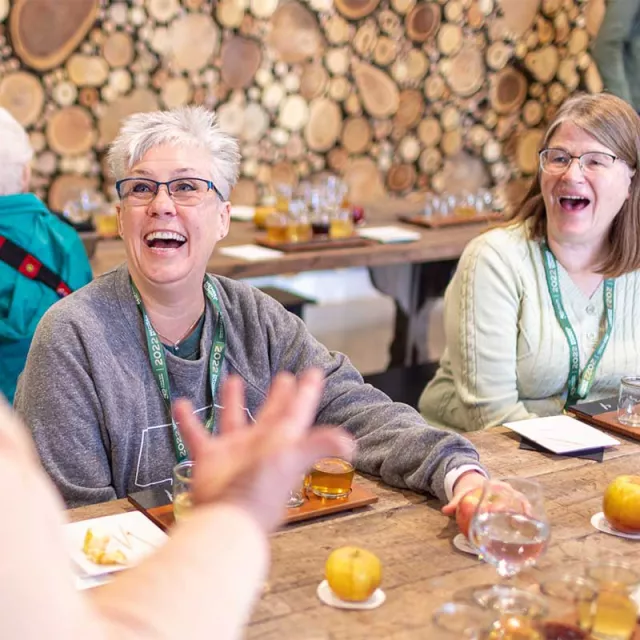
[0,0,605,210]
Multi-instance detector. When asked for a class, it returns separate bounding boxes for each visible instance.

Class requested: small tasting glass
[431,601,495,639]
[286,475,305,508]
[265,211,289,244]
[617,376,640,427]
[539,574,598,638]
[173,460,195,523]
[309,457,354,499]
[470,585,549,640]
[329,208,354,239]
[585,561,640,640]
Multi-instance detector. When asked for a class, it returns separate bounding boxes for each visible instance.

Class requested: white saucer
[591,512,640,540]
[316,579,386,610]
[453,533,481,556]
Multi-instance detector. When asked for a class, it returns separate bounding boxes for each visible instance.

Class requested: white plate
[453,533,481,556]
[66,511,168,577]
[316,580,386,610]
[590,512,640,540]
[503,415,620,455]
[75,574,112,591]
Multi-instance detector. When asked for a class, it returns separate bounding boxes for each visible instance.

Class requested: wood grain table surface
[67,427,640,638]
[89,205,492,280]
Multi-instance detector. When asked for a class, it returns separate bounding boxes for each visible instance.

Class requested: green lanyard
[131,276,226,462]
[541,243,614,407]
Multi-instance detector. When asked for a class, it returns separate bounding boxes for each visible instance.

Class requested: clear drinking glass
[617,376,640,427]
[457,191,477,217]
[172,460,195,523]
[586,561,640,640]
[286,475,305,508]
[329,208,354,239]
[309,457,354,499]
[476,189,494,214]
[471,585,549,639]
[431,601,495,639]
[286,200,312,243]
[539,574,598,639]
[470,478,550,580]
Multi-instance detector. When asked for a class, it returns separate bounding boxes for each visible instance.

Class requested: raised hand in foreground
[173,368,353,532]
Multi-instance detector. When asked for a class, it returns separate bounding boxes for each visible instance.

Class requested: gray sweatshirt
[16,264,484,507]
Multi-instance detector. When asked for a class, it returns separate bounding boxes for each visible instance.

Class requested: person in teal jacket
[0,108,92,402]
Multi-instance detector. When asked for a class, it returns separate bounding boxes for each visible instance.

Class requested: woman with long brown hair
[420,93,640,432]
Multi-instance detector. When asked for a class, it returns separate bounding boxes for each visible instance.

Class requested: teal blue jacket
[0,194,92,402]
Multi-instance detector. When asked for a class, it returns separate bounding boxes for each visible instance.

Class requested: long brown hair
[506,93,640,277]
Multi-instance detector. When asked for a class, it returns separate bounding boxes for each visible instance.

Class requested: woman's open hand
[172,369,352,532]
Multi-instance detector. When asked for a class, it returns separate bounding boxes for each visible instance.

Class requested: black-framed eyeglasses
[539,148,619,175]
[115,177,225,206]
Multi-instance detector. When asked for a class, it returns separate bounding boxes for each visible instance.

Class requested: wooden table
[89,207,489,279]
[68,427,640,638]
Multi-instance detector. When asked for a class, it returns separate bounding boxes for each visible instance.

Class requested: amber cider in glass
[309,457,354,498]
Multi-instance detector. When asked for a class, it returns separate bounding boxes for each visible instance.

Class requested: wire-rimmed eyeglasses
[539,148,619,175]
[115,177,224,206]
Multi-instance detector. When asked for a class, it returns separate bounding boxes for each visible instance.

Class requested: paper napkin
[218,244,284,261]
[357,226,421,244]
[230,205,255,222]
[503,415,620,454]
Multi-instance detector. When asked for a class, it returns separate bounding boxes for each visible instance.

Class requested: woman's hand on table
[441,470,487,516]
[172,369,352,533]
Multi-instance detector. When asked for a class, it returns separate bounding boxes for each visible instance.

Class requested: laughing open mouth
[559,195,591,212]
[144,231,187,249]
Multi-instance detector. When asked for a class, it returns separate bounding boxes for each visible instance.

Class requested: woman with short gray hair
[0,108,91,402]
[17,106,487,524]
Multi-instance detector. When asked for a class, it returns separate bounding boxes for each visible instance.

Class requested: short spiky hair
[0,108,33,195]
[107,106,240,200]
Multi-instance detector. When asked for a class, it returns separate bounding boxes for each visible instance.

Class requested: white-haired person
[420,93,640,432]
[15,106,486,521]
[2,369,352,639]
[0,109,92,402]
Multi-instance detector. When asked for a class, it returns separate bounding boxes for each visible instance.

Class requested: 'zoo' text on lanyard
[541,243,614,407]
[131,276,226,462]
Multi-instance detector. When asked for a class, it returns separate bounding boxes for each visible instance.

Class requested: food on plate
[82,528,128,566]
[603,475,640,533]
[325,546,382,602]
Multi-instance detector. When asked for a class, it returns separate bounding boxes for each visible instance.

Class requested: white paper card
[219,244,284,261]
[230,205,255,222]
[503,415,620,454]
[66,511,167,578]
[357,226,421,244]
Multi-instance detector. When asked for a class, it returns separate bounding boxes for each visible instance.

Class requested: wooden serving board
[569,409,640,443]
[566,396,640,442]
[128,483,378,532]
[398,212,504,229]
[256,235,374,253]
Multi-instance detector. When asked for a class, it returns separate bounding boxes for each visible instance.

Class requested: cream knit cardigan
[419,223,640,432]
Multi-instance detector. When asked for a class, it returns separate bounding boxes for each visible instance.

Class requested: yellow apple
[603,475,640,533]
[325,546,382,602]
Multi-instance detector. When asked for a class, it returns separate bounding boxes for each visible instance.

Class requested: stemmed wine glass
[470,477,550,582]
